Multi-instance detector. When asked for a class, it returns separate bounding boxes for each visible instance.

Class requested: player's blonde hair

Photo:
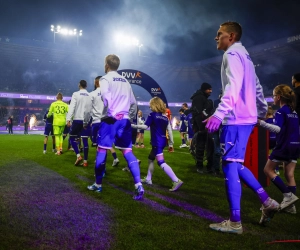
[105,54,120,70]
[150,97,166,113]
[273,84,296,111]
[56,92,63,100]
[266,106,274,117]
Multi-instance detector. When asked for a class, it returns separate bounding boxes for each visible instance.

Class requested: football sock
[123,150,141,184]
[288,186,296,194]
[70,137,79,155]
[161,163,178,182]
[82,137,89,161]
[222,162,241,211]
[237,163,269,204]
[230,209,241,222]
[146,159,154,180]
[95,148,107,184]
[272,176,290,194]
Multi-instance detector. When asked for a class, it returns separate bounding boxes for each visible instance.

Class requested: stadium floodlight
[50,25,83,45]
[114,33,143,56]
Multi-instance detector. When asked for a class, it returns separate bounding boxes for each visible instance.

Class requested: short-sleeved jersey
[185,113,193,132]
[47,100,69,126]
[145,112,169,147]
[179,113,187,131]
[272,105,300,159]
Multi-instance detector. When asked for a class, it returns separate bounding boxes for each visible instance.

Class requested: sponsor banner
[0,92,71,102]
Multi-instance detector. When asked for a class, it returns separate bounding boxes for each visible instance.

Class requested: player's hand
[67,121,71,127]
[204,116,222,133]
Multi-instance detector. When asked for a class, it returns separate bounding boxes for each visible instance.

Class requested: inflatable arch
[117,69,168,107]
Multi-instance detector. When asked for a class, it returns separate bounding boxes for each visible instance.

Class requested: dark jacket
[294,86,300,123]
[184,89,213,131]
[187,89,213,119]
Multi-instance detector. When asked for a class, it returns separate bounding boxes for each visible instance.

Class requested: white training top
[66,89,92,124]
[90,87,104,124]
[100,71,137,120]
[213,42,268,125]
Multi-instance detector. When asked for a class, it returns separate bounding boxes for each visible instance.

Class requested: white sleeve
[213,53,244,121]
[255,76,268,118]
[100,78,111,111]
[83,96,92,124]
[259,120,281,133]
[129,87,137,120]
[132,124,148,130]
[66,93,77,121]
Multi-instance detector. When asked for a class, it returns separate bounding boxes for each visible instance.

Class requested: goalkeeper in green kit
[47,93,69,155]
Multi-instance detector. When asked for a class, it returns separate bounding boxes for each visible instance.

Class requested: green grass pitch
[0,131,299,250]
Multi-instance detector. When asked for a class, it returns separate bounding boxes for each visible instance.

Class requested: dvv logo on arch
[121,71,142,79]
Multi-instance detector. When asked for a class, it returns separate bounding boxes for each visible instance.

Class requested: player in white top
[67,80,92,167]
[90,76,120,167]
[87,54,144,200]
[206,21,279,234]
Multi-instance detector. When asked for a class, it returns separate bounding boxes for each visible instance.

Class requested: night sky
[1,0,300,62]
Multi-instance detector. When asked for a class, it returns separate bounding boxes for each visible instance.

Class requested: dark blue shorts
[44,123,53,136]
[269,144,300,163]
[69,120,92,138]
[69,120,83,137]
[179,125,187,133]
[92,123,101,144]
[63,125,70,135]
[98,118,132,150]
[148,146,164,161]
[188,128,194,139]
[81,125,92,138]
[220,124,254,162]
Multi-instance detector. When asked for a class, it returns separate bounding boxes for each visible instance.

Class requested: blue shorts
[98,118,132,150]
[69,120,92,138]
[44,123,53,136]
[137,129,144,134]
[188,128,194,139]
[180,125,187,133]
[269,145,300,163]
[63,125,70,135]
[148,146,164,161]
[69,120,83,137]
[220,124,254,162]
[92,123,101,144]
[80,125,92,138]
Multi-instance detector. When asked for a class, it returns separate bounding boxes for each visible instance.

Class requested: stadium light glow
[50,25,83,45]
[114,33,143,56]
